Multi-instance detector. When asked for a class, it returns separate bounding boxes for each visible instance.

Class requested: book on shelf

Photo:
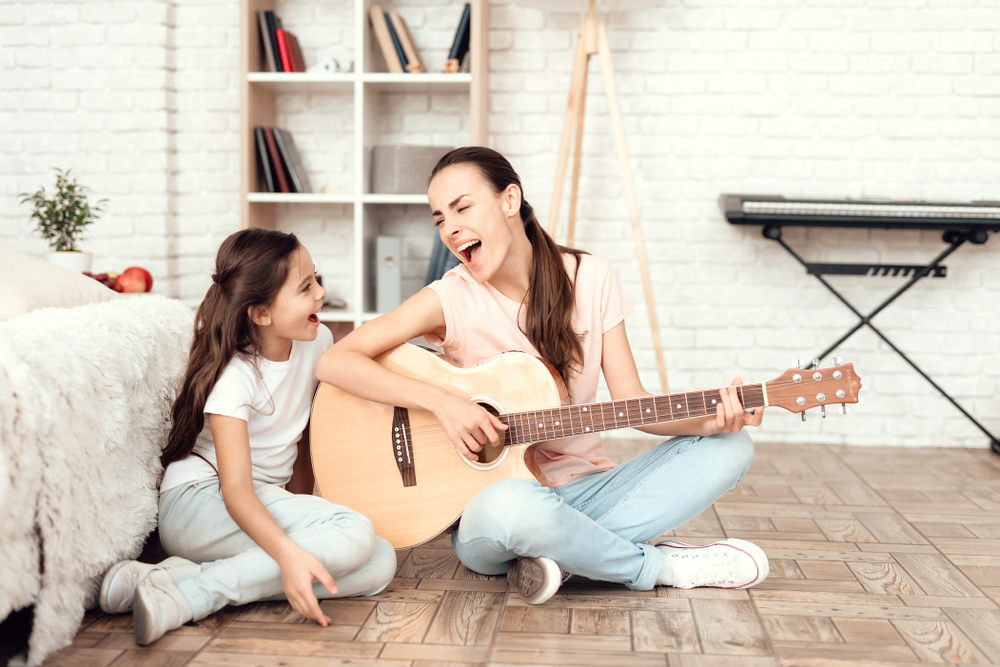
[255,127,311,194]
[254,127,276,192]
[257,10,306,72]
[273,129,312,193]
[388,12,424,73]
[442,3,471,74]
[385,12,409,72]
[368,5,404,73]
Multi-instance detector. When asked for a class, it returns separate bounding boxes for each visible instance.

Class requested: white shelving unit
[239,0,488,325]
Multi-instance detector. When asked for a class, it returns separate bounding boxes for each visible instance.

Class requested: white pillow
[0,244,122,322]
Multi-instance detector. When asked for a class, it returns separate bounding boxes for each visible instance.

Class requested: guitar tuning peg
[811,358,820,369]
[793,358,802,369]
[839,404,851,415]
[821,405,826,418]
[832,356,843,366]
[801,412,806,422]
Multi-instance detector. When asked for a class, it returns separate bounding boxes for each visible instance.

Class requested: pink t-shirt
[426,253,634,488]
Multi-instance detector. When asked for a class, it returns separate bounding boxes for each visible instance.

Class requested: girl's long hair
[430,147,587,387]
[162,228,301,467]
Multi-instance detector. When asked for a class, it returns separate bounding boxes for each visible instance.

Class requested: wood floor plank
[506,595,688,611]
[92,633,212,652]
[770,518,822,534]
[769,560,805,580]
[831,618,905,645]
[39,648,123,667]
[813,518,878,543]
[316,600,378,625]
[501,606,571,633]
[423,590,503,646]
[910,521,978,538]
[761,615,841,643]
[892,553,984,598]
[570,609,629,635]
[188,651,401,667]
[900,595,998,609]
[495,631,632,652]
[772,641,918,663]
[416,578,506,592]
[828,482,888,507]
[690,599,770,656]
[631,611,700,653]
[956,565,1000,588]
[396,547,461,579]
[490,646,666,666]
[854,513,928,545]
[846,562,923,596]
[670,657,778,667]
[797,560,857,581]
[380,642,489,662]
[891,620,991,664]
[203,637,382,658]
[753,601,945,621]
[355,601,437,643]
[218,622,358,641]
[942,608,1000,663]
[752,579,865,594]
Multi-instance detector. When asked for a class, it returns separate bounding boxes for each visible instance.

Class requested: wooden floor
[47,442,1000,667]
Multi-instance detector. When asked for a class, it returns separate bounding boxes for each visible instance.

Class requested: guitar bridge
[392,406,416,487]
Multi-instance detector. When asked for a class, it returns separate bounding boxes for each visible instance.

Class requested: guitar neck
[499,384,766,446]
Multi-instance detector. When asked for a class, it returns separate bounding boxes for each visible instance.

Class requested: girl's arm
[317,288,507,460]
[286,424,315,495]
[210,414,335,626]
[600,321,763,437]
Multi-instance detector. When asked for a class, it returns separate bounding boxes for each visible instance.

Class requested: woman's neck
[489,224,534,303]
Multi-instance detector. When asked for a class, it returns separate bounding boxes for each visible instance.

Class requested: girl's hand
[278,546,337,626]
[699,378,764,436]
[432,392,508,461]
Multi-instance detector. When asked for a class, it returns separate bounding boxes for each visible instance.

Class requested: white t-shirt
[160,325,334,491]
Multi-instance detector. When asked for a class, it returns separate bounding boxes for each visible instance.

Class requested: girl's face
[429,164,520,284]
[255,246,326,359]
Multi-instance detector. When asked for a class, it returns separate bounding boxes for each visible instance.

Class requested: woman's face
[429,164,519,283]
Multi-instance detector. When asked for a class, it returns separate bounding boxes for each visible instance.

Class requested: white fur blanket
[0,295,193,666]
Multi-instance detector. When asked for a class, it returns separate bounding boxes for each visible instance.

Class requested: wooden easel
[547,0,668,393]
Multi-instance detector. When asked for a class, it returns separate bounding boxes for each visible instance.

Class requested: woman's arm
[211,414,335,625]
[600,321,763,437]
[316,288,507,459]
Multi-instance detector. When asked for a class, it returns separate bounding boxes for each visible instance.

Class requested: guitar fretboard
[498,384,766,446]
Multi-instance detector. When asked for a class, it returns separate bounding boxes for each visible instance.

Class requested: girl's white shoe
[132,569,194,645]
[655,538,769,589]
[507,556,562,605]
[99,556,200,614]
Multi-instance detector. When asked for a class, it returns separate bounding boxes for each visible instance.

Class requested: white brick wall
[2,0,998,448]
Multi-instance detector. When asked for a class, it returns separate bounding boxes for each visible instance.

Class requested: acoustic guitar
[310,344,861,549]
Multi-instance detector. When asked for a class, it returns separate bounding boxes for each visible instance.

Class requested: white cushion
[0,244,122,322]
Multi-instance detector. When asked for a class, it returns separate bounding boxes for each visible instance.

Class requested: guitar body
[310,344,564,549]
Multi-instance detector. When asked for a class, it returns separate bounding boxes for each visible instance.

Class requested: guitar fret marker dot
[555,421,559,426]
[676,404,681,409]
[585,427,590,432]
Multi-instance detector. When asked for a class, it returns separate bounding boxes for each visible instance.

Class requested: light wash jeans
[158,479,397,621]
[451,430,754,591]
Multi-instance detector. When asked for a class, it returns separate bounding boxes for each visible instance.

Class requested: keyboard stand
[762,225,999,455]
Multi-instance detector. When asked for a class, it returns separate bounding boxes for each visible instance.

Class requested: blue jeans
[158,480,397,620]
[451,431,754,591]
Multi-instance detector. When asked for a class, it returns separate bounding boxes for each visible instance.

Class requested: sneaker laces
[667,548,749,588]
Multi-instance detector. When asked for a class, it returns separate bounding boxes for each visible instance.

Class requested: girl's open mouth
[309,313,319,325]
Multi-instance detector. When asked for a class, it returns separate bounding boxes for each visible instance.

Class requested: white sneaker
[506,556,562,605]
[656,538,769,589]
[100,556,200,614]
[132,569,194,645]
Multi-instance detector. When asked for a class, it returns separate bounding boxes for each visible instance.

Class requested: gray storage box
[371,145,454,194]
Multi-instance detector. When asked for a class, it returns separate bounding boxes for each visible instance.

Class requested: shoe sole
[508,557,562,605]
[658,538,769,589]
[132,586,158,646]
[99,560,135,614]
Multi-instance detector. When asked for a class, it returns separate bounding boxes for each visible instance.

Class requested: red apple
[123,266,153,292]
[117,272,146,293]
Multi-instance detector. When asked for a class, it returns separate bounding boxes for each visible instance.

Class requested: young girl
[99,229,396,644]
[317,147,768,604]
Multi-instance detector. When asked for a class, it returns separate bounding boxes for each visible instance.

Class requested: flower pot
[45,251,93,273]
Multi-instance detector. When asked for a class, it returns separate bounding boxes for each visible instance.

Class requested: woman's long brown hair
[161,228,301,468]
[430,147,587,388]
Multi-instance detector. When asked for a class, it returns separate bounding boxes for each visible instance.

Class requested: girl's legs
[452,430,754,592]
[157,480,396,621]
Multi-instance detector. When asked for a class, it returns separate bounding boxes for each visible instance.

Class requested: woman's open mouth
[456,240,481,264]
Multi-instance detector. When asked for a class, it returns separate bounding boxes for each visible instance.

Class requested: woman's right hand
[431,391,508,461]
[278,545,337,626]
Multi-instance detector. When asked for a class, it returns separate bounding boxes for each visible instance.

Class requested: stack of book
[254,127,313,194]
[257,10,306,72]
[369,3,470,74]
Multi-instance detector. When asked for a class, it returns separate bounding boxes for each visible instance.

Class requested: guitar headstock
[765,361,862,415]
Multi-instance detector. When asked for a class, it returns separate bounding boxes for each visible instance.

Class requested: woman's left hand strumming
[699,378,764,435]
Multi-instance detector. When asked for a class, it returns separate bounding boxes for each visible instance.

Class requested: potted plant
[20,168,107,273]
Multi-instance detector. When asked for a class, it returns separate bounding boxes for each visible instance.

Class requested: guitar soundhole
[475,402,506,465]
